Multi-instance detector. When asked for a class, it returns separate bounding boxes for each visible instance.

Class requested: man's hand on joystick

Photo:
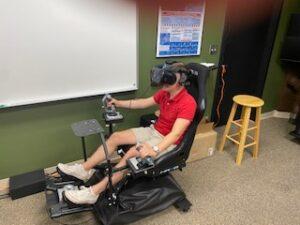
[107,97,120,108]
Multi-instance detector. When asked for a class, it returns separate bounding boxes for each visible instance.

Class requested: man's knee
[108,131,122,145]
[107,129,136,146]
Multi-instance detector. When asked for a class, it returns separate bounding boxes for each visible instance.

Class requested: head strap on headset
[150,60,188,86]
[166,64,188,85]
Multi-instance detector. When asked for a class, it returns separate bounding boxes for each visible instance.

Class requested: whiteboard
[0,0,137,108]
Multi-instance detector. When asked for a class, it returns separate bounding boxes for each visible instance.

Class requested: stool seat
[233,95,264,107]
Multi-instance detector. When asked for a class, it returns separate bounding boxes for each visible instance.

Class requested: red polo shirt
[153,87,197,145]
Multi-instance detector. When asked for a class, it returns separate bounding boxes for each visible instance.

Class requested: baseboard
[261,111,275,120]
[261,110,290,120]
[273,110,290,119]
[0,178,9,196]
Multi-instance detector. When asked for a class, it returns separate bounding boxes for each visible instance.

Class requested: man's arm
[156,118,191,152]
[110,97,156,109]
[139,118,191,158]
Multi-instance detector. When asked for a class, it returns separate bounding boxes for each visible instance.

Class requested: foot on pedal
[57,163,95,182]
[63,186,99,205]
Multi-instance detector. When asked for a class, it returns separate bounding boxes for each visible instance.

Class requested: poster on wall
[156,2,206,57]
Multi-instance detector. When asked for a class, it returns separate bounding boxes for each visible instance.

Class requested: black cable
[0,193,10,200]
[121,84,152,119]
[129,84,152,109]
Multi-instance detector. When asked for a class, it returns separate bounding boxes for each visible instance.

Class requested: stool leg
[238,106,246,139]
[253,107,261,158]
[236,107,251,165]
[240,106,246,120]
[219,102,238,152]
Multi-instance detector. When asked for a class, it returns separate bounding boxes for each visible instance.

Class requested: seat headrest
[185,63,211,123]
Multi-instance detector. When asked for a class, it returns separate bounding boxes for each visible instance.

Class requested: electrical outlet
[209,44,217,55]
[208,147,214,156]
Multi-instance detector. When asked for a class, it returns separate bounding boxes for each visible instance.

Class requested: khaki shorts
[131,125,177,158]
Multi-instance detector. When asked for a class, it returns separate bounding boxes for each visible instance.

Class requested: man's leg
[58,129,137,181]
[82,129,137,170]
[64,147,140,204]
[91,147,140,195]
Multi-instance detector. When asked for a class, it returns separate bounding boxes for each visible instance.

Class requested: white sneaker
[64,186,99,205]
[57,163,95,181]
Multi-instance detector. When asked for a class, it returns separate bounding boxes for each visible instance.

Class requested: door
[211,0,283,125]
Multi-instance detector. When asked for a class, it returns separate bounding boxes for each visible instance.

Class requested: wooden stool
[219,95,264,165]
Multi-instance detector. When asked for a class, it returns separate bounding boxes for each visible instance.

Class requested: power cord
[214,65,227,128]
[117,84,152,119]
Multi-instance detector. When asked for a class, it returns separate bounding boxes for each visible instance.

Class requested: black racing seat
[45,62,213,225]
[92,63,212,225]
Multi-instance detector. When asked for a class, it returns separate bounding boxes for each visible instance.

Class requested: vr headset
[150,60,188,86]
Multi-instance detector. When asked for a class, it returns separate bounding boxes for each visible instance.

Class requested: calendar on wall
[156,2,205,57]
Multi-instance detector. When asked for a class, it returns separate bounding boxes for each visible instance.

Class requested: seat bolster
[154,122,198,173]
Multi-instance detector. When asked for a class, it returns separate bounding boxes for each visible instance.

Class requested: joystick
[102,94,123,123]
[137,156,154,169]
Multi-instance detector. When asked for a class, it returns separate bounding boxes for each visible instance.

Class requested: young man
[58,65,197,205]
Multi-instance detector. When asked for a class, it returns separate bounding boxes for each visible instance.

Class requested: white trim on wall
[261,110,291,120]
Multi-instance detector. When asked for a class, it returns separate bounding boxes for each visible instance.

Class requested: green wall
[0,0,226,179]
[263,0,300,112]
[1,0,298,179]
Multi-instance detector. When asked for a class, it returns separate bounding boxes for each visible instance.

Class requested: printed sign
[156,4,205,57]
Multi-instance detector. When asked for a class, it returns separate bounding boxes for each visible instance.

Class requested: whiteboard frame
[1,86,138,108]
